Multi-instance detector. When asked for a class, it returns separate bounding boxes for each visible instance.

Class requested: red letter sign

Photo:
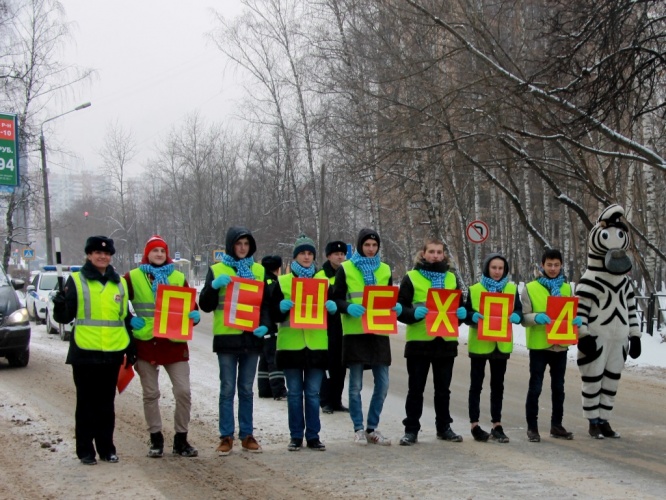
[362,286,399,334]
[426,289,462,338]
[290,278,328,329]
[154,285,197,341]
[223,277,265,331]
[477,292,514,342]
[546,296,579,345]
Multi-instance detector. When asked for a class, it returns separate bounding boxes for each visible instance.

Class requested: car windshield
[39,275,59,290]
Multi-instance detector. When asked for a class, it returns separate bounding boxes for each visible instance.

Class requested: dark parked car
[0,265,31,367]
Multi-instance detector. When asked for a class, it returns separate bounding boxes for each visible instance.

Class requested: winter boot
[173,432,198,457]
[148,431,164,458]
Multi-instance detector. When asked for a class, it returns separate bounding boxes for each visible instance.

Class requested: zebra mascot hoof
[575,204,641,433]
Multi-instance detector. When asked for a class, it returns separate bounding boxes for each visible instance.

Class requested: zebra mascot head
[587,204,631,275]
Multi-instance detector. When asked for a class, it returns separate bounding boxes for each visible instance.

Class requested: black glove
[52,291,66,309]
[577,335,598,356]
[628,336,641,359]
[124,343,138,368]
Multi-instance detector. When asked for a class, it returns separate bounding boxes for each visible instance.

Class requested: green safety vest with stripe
[129,267,186,342]
[212,261,265,335]
[314,268,335,286]
[525,281,572,350]
[71,272,129,352]
[405,269,458,342]
[467,282,517,355]
[276,273,328,352]
[340,260,392,335]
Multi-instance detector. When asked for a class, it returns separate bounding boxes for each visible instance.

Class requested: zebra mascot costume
[576,204,641,439]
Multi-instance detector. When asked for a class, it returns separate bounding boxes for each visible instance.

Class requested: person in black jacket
[257,255,288,400]
[330,229,400,446]
[53,235,135,466]
[198,227,266,455]
[316,240,349,414]
[397,238,467,446]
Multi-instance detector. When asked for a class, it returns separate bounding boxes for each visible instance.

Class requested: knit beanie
[325,240,347,256]
[356,228,380,255]
[293,234,317,259]
[142,235,172,264]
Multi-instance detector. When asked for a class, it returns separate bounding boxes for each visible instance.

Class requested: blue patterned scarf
[139,263,175,294]
[222,253,255,279]
[419,269,445,289]
[481,274,509,293]
[537,270,565,297]
[350,252,381,285]
[291,260,316,278]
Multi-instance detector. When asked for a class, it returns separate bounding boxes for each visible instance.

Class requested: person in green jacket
[463,252,522,444]
[521,248,582,443]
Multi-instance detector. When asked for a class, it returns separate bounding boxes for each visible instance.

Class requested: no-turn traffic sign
[466,220,489,244]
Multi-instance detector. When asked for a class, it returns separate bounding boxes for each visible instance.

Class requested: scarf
[537,270,565,297]
[350,252,381,285]
[480,274,509,293]
[222,253,255,279]
[418,268,445,289]
[290,260,316,278]
[139,263,175,294]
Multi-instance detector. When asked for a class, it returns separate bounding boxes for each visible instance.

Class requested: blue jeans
[217,352,259,439]
[348,363,389,431]
[284,367,325,441]
[526,349,567,429]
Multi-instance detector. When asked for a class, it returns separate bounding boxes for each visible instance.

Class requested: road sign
[0,113,19,187]
[466,220,489,244]
[134,253,142,263]
[194,254,201,262]
[213,250,224,262]
[346,243,353,259]
[23,248,35,260]
[174,251,181,260]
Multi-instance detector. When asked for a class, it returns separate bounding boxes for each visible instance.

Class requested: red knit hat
[142,235,172,264]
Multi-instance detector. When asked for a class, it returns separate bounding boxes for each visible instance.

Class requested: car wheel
[60,325,71,342]
[31,304,38,322]
[7,347,29,368]
[46,312,58,334]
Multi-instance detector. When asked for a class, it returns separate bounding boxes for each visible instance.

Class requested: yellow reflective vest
[525,281,572,350]
[129,267,186,342]
[72,272,129,352]
[276,273,328,352]
[405,269,457,342]
[340,260,391,335]
[467,282,517,355]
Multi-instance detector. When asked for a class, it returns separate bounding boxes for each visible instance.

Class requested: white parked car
[46,289,74,341]
[26,266,80,324]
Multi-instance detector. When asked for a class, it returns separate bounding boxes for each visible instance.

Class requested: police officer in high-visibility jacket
[463,252,522,444]
[53,236,135,466]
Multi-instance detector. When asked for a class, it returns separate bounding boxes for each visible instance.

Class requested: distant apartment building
[49,170,106,216]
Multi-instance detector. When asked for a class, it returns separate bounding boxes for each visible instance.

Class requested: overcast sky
[46,0,246,175]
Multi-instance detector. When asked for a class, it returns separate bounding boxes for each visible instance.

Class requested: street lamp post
[39,102,91,264]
